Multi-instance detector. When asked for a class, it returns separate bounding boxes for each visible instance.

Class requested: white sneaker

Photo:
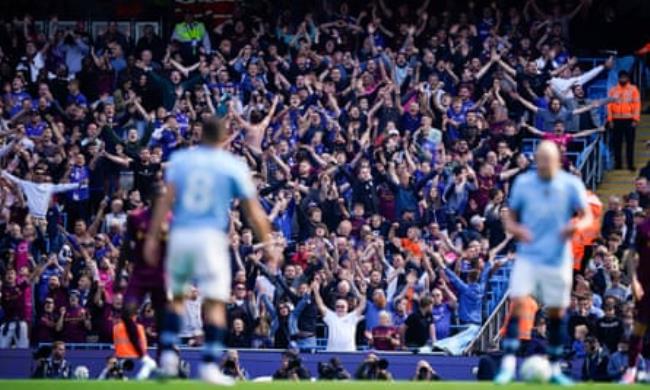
[494,354,516,385]
[159,350,179,378]
[199,363,235,386]
[620,367,637,384]
[136,355,158,380]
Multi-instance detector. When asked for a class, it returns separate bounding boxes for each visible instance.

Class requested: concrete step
[596,114,649,201]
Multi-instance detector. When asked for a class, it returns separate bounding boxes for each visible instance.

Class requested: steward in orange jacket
[607,70,641,170]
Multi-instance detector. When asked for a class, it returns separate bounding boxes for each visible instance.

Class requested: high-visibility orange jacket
[572,191,603,270]
[637,43,650,56]
[113,319,147,358]
[607,84,641,122]
[499,296,539,341]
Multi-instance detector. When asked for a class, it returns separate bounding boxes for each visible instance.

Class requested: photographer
[354,353,393,381]
[272,350,311,380]
[31,341,70,379]
[97,355,134,380]
[317,357,351,380]
[220,350,248,380]
[413,360,441,381]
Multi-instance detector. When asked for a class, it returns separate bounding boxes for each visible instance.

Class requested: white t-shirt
[324,310,362,352]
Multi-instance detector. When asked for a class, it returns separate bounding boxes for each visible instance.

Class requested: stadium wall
[0,349,591,380]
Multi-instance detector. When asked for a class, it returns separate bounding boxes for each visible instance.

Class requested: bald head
[535,140,561,180]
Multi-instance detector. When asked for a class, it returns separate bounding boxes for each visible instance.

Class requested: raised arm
[311,280,328,315]
[87,198,109,237]
[170,59,200,78]
[496,58,517,77]
[1,170,26,187]
[572,99,606,116]
[573,126,605,138]
[432,252,469,294]
[512,92,539,113]
[102,150,132,167]
[50,181,80,194]
[132,97,153,122]
[566,0,585,20]
[378,0,393,17]
[355,282,368,316]
[521,122,545,137]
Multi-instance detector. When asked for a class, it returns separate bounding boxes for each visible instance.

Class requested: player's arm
[504,177,532,243]
[561,182,593,239]
[625,249,643,300]
[504,209,532,243]
[144,183,175,267]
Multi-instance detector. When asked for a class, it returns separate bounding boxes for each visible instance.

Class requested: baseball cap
[470,215,485,226]
[628,192,640,201]
[388,129,400,137]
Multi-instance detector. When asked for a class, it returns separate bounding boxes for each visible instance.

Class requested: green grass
[0,380,646,389]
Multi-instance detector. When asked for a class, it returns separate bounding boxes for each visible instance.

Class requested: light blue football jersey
[509,169,588,266]
[165,146,256,232]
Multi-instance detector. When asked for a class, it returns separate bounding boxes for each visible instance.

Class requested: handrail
[463,290,510,355]
[576,133,604,191]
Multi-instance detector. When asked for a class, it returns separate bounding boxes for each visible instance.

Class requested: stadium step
[596,114,650,201]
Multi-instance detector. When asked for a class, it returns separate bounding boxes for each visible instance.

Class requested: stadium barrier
[0,349,604,381]
[0,347,599,381]
[1,348,481,380]
[463,290,509,356]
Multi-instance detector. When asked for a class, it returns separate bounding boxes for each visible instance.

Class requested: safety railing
[522,134,604,192]
[463,290,509,355]
[576,133,605,191]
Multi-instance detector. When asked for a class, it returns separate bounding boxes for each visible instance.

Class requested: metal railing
[522,134,604,191]
[463,291,510,355]
[576,134,605,191]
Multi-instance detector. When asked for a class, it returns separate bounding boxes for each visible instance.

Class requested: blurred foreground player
[620,214,650,384]
[114,196,171,379]
[144,117,276,385]
[495,141,593,386]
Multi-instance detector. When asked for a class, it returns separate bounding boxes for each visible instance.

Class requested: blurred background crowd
[0,0,648,383]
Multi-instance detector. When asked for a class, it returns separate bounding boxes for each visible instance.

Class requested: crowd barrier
[0,348,602,381]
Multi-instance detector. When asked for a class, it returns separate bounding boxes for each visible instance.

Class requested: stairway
[597,114,650,201]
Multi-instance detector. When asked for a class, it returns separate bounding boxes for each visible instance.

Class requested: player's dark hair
[202,117,226,144]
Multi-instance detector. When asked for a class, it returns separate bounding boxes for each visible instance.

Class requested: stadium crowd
[0,0,646,382]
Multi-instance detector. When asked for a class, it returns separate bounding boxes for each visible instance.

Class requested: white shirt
[549,65,604,100]
[104,212,127,232]
[255,275,276,301]
[324,310,362,352]
[180,298,203,338]
[1,171,78,218]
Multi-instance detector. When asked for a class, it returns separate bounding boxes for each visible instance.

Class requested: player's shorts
[509,257,573,308]
[124,280,168,311]
[166,227,231,301]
